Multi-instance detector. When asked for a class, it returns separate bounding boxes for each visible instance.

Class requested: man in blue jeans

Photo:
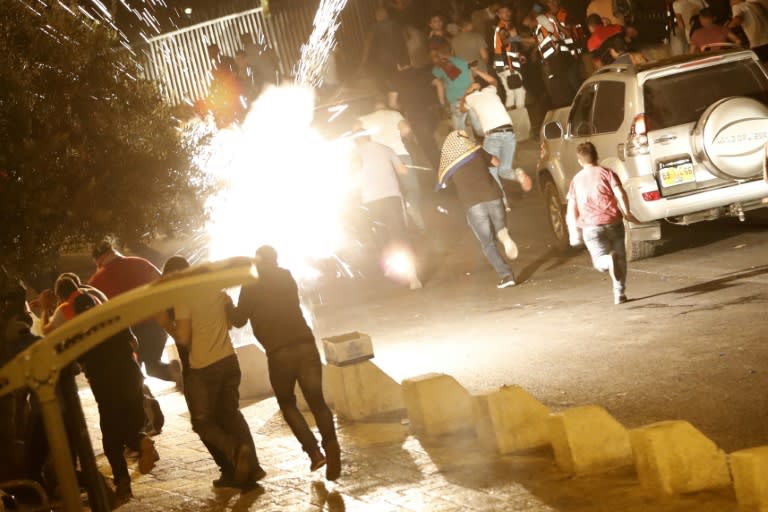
[566,142,639,304]
[437,130,519,288]
[461,65,532,211]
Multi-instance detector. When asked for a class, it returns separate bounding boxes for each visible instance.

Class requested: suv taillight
[626,113,649,157]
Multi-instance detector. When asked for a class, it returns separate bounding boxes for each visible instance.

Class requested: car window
[593,81,625,134]
[569,84,597,137]
[643,59,768,131]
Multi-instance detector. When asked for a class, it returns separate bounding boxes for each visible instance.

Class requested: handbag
[506,71,523,89]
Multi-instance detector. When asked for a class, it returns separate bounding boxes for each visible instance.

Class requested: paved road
[310,140,768,453]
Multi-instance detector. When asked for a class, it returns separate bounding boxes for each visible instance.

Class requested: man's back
[232,267,314,355]
[356,141,403,203]
[359,110,408,156]
[569,165,622,227]
[89,256,160,299]
[175,291,234,370]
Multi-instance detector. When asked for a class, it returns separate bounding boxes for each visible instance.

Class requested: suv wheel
[543,179,568,250]
[624,221,659,261]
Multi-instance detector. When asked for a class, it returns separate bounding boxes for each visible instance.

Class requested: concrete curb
[630,420,731,495]
[473,385,550,454]
[729,446,768,510]
[548,405,634,475]
[402,373,475,437]
[324,360,404,421]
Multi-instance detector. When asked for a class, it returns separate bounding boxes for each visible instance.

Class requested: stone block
[322,331,374,366]
[235,343,272,400]
[548,405,633,474]
[508,107,531,142]
[473,385,550,454]
[630,420,731,495]
[402,373,474,436]
[319,360,400,419]
[730,446,768,511]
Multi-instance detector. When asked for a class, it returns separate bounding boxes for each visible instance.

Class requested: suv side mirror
[543,121,563,140]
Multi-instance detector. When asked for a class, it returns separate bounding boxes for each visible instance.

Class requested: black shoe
[114,479,133,504]
[213,472,237,489]
[309,449,326,472]
[497,275,516,289]
[239,467,267,491]
[324,442,341,481]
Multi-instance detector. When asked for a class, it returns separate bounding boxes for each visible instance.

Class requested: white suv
[537,50,768,259]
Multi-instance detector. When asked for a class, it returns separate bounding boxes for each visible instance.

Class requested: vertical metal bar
[60,368,110,512]
[37,387,82,512]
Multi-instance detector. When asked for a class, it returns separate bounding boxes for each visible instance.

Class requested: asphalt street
[310,140,768,453]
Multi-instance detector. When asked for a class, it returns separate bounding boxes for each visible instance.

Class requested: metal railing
[139,0,377,106]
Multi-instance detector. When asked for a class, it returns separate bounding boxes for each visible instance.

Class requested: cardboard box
[322,331,374,366]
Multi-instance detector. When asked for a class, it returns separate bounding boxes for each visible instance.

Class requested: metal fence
[139,0,378,106]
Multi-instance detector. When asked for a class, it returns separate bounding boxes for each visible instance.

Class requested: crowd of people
[0,241,340,507]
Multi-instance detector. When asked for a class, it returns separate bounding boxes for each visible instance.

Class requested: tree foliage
[0,0,210,279]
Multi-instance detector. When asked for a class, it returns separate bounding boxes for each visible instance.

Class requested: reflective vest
[535,14,581,60]
[493,22,524,72]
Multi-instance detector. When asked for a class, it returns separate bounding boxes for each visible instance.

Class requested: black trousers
[184,354,259,476]
[132,321,174,382]
[89,360,145,484]
[268,342,337,454]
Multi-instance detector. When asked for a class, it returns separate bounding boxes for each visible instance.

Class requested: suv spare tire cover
[692,96,768,181]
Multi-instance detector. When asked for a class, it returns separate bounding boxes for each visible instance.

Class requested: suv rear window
[643,59,768,130]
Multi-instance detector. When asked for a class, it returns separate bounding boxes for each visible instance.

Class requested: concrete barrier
[548,405,633,474]
[630,420,731,495]
[473,385,550,454]
[322,360,403,420]
[508,107,531,142]
[730,446,768,511]
[235,343,272,399]
[402,373,474,436]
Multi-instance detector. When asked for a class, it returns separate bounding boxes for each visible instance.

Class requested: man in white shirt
[159,256,264,490]
[673,0,708,42]
[461,67,532,210]
[730,0,768,60]
[358,102,425,231]
[353,134,421,289]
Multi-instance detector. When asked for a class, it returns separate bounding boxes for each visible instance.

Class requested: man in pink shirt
[566,143,639,304]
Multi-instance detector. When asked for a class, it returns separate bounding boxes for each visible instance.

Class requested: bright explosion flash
[200,86,354,280]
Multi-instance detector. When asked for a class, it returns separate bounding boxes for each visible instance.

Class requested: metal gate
[139,0,378,106]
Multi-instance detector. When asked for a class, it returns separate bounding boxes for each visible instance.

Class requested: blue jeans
[582,222,627,296]
[466,199,513,278]
[450,101,467,131]
[483,130,517,185]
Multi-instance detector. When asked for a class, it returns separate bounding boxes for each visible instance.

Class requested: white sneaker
[497,228,519,260]
[515,168,533,192]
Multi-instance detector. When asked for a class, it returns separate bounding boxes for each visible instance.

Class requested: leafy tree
[0,1,210,282]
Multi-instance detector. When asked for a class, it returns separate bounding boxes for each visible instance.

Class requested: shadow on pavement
[632,264,768,303]
[517,247,579,284]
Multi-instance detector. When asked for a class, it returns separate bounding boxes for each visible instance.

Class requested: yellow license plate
[659,163,695,187]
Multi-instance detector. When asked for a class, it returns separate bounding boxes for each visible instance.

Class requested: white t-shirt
[355,141,403,203]
[358,109,409,156]
[174,291,235,370]
[733,1,768,48]
[673,0,708,42]
[464,86,512,134]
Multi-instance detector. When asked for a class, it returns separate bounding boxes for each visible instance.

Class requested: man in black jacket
[228,246,341,481]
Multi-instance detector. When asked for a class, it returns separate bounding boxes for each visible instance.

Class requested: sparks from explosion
[199,0,355,282]
[197,86,354,282]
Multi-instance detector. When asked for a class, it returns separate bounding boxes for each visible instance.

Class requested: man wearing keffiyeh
[437,130,520,289]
